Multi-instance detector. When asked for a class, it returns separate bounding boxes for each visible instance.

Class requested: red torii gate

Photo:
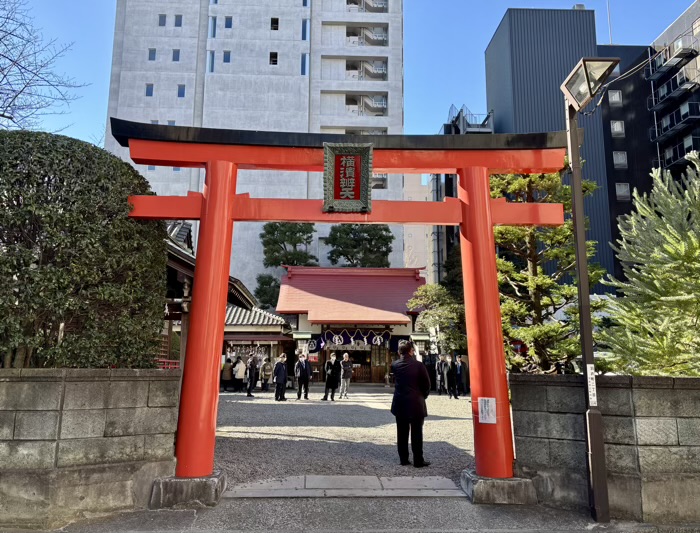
[112,118,566,482]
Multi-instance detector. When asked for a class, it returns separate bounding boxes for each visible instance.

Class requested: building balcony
[344,128,387,135]
[662,134,700,166]
[648,66,700,111]
[347,0,388,13]
[645,34,698,81]
[649,101,700,142]
[371,173,388,189]
[345,94,388,116]
[346,26,388,47]
[345,60,388,81]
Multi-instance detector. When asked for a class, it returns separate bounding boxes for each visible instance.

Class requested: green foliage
[0,131,167,368]
[407,284,466,352]
[490,172,605,373]
[254,274,280,310]
[441,243,463,301]
[601,159,700,376]
[326,224,394,267]
[255,222,316,310]
[169,332,181,358]
[259,222,317,268]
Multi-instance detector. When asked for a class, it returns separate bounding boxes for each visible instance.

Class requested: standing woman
[260,357,273,392]
[322,352,342,401]
[233,356,245,392]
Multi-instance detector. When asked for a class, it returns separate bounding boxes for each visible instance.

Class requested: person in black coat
[391,340,431,468]
[295,353,312,400]
[456,355,470,395]
[273,354,288,402]
[446,356,458,399]
[246,356,258,398]
[322,352,342,401]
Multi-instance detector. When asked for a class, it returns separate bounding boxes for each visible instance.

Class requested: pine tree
[602,158,700,376]
[326,224,394,267]
[254,222,317,309]
[490,172,606,372]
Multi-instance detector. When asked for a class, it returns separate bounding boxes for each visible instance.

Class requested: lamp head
[561,57,620,111]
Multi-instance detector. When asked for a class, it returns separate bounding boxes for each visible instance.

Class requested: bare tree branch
[0,0,85,130]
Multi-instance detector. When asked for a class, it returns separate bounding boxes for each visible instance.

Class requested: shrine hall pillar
[175,160,237,478]
[458,166,515,479]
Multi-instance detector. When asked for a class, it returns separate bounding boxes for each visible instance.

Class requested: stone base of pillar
[149,470,227,509]
[460,468,538,505]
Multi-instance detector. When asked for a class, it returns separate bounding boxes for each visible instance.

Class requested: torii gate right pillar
[459,166,515,479]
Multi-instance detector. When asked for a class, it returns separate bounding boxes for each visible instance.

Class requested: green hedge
[0,131,166,368]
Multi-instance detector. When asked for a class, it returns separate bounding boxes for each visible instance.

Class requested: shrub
[0,131,166,368]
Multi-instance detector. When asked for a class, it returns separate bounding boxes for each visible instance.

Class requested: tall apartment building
[105,0,405,293]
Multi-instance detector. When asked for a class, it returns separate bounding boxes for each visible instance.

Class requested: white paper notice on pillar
[478,397,497,424]
[586,363,598,407]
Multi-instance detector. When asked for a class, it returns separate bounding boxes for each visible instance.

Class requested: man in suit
[391,340,431,468]
[295,352,312,400]
[273,354,288,402]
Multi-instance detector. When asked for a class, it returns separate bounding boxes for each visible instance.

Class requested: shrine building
[275,266,429,384]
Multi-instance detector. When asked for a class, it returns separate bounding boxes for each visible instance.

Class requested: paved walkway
[224,474,467,498]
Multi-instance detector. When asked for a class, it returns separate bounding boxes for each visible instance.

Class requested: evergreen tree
[254,274,281,310]
[602,159,700,376]
[326,224,394,267]
[254,222,317,309]
[407,284,466,353]
[260,222,317,268]
[490,172,606,372]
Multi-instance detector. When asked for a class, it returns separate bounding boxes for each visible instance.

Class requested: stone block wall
[510,374,700,523]
[0,368,181,529]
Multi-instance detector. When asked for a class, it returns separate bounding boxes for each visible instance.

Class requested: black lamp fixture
[561,57,620,111]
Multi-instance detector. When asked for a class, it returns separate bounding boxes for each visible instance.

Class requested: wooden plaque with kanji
[322,143,373,213]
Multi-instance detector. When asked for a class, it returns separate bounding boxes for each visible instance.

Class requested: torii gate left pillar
[114,118,566,489]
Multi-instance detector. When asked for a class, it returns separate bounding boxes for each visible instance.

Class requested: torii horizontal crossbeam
[127,193,564,227]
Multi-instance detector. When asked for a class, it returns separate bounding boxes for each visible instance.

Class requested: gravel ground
[215,384,475,485]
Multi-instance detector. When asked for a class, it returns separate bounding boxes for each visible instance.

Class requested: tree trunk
[3,349,12,369]
[12,346,26,368]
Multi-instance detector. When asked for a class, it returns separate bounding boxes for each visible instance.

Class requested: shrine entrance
[112,118,566,483]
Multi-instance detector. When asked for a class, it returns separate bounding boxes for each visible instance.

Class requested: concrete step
[223,475,468,499]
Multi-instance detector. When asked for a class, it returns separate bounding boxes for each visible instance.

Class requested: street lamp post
[561,57,619,523]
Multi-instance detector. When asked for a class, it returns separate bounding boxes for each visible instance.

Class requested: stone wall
[510,374,700,523]
[0,368,181,529]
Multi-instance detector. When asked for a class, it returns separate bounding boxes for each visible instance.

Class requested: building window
[208,51,215,73]
[211,0,218,3]
[301,19,309,40]
[223,50,231,63]
[148,165,156,171]
[608,90,622,106]
[145,83,154,97]
[271,18,279,30]
[150,120,158,124]
[225,16,232,29]
[615,183,631,201]
[148,48,156,61]
[172,49,180,62]
[173,167,181,172]
[301,52,309,75]
[175,14,182,27]
[209,16,217,38]
[613,151,627,168]
[168,120,176,126]
[303,0,309,6]
[158,14,166,26]
[270,52,278,65]
[177,84,186,98]
[611,120,625,137]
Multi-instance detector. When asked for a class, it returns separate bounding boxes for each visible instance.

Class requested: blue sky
[31,0,695,142]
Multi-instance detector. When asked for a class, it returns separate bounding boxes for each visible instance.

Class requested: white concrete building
[105,0,405,293]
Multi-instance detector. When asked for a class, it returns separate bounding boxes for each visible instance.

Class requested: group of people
[220,351,357,402]
[434,353,469,399]
[220,355,274,397]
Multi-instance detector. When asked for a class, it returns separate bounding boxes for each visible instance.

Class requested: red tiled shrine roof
[276,267,425,325]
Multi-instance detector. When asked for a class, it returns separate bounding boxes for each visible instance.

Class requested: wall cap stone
[674,377,700,390]
[110,369,182,381]
[632,376,674,389]
[0,369,21,381]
